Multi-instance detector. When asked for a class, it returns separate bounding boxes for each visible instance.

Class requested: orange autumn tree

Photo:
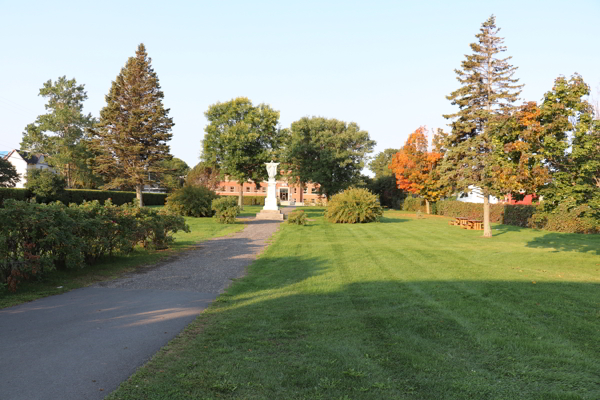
[390,127,444,214]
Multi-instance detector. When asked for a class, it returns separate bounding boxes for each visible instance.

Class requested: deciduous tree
[91,44,174,207]
[185,162,221,190]
[21,77,97,188]
[441,15,523,237]
[202,97,284,209]
[368,148,397,179]
[0,158,19,187]
[283,117,375,199]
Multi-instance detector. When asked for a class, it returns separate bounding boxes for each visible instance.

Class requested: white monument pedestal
[255,163,284,221]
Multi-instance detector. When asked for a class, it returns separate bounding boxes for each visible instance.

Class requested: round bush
[211,197,240,224]
[165,186,218,217]
[325,187,383,223]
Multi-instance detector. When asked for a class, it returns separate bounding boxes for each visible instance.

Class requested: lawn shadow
[490,224,526,236]
[526,231,600,255]
[379,217,409,224]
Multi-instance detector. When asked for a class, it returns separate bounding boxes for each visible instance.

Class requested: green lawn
[107,208,599,400]
[0,214,251,309]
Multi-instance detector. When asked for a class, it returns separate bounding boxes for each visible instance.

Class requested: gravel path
[0,208,293,400]
[93,211,292,293]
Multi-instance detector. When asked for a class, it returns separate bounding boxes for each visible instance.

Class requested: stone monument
[255,161,284,220]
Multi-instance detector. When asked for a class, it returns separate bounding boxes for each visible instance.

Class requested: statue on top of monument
[265,161,279,180]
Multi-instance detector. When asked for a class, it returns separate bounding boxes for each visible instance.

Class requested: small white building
[456,185,500,204]
[2,150,54,188]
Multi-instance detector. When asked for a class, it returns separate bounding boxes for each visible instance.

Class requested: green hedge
[503,205,536,228]
[436,200,505,222]
[402,196,426,212]
[0,188,29,204]
[242,195,265,206]
[0,188,167,206]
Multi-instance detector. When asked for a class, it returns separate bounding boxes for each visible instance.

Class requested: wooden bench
[466,220,483,230]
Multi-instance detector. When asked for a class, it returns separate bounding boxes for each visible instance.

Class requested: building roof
[5,149,47,165]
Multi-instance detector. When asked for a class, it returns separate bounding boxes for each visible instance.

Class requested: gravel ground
[93,208,294,293]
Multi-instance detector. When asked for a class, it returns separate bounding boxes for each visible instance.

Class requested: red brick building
[216,177,326,205]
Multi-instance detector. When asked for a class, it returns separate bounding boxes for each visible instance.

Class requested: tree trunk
[136,184,144,207]
[238,182,244,210]
[425,199,430,215]
[483,195,492,238]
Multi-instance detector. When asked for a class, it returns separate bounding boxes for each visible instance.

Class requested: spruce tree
[442,15,523,237]
[92,44,174,206]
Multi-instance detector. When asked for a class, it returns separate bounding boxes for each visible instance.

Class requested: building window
[220,186,225,192]
[303,187,307,194]
[230,186,235,192]
[311,188,317,194]
[293,188,297,193]
[262,187,266,192]
[246,187,251,192]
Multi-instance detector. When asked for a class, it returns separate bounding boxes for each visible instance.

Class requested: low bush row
[436,200,505,222]
[242,196,265,206]
[0,187,167,206]
[0,199,188,292]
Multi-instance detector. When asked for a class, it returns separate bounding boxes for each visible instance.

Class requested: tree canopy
[0,158,19,188]
[368,148,397,179]
[91,44,174,207]
[202,97,284,208]
[283,117,375,199]
[20,76,97,188]
[159,157,189,193]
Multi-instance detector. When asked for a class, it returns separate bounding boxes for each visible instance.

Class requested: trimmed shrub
[402,196,425,212]
[242,195,265,206]
[436,200,504,222]
[325,188,383,224]
[212,197,240,224]
[165,186,218,217]
[0,188,29,205]
[531,204,599,234]
[287,209,307,225]
[503,205,536,228]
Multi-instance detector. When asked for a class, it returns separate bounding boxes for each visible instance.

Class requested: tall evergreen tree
[21,77,97,188]
[92,44,174,207]
[441,15,523,237]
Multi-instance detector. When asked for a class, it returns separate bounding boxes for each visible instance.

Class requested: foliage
[92,44,174,207]
[185,161,221,190]
[436,200,505,222]
[283,117,376,199]
[20,76,98,188]
[535,75,600,220]
[159,157,189,192]
[441,15,523,237]
[0,199,188,291]
[390,127,445,213]
[368,148,397,178]
[202,97,285,208]
[25,169,66,200]
[0,187,167,207]
[212,197,240,224]
[531,204,598,234]
[165,185,218,217]
[241,195,265,206]
[0,158,19,188]
[503,204,537,228]
[287,209,306,225]
[402,196,425,212]
[367,175,405,208]
[325,187,382,223]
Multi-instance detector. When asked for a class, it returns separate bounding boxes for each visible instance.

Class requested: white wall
[456,185,499,204]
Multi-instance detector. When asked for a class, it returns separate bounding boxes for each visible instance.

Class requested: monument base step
[255,209,284,220]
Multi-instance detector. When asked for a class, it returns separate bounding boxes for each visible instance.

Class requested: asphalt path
[0,210,292,400]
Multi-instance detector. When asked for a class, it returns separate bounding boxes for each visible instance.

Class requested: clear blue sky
[1,0,599,171]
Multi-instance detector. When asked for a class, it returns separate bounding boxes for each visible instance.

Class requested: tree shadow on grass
[379,217,409,224]
[526,232,600,255]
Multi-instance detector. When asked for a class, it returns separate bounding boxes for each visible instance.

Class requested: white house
[456,185,500,204]
[2,150,54,188]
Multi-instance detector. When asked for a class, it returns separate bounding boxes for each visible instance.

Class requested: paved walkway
[0,209,293,400]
